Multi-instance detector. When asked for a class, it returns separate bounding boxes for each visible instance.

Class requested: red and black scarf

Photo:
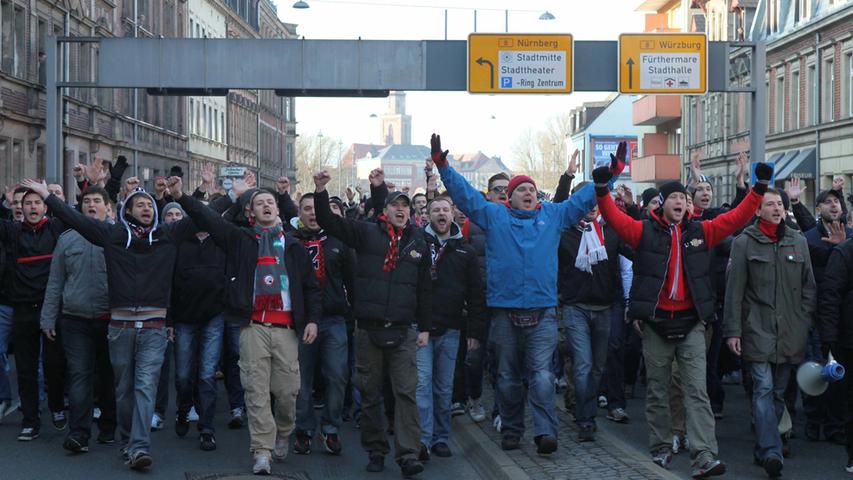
[378,214,404,272]
[22,217,49,232]
[303,236,327,284]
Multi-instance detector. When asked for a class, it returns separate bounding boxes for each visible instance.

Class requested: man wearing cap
[431,134,623,455]
[802,187,853,444]
[592,161,773,478]
[313,169,431,477]
[724,188,816,478]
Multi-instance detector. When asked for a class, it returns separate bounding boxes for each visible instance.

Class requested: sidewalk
[454,386,680,480]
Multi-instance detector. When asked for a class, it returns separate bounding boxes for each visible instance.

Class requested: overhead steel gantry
[46,37,765,183]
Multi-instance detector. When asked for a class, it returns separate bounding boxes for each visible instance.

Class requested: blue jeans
[750,362,791,463]
[175,315,224,434]
[108,323,168,455]
[222,320,245,410]
[563,305,613,427]
[417,328,460,447]
[492,308,559,439]
[0,304,13,403]
[295,316,349,436]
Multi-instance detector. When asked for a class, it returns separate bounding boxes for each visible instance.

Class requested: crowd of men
[0,135,852,479]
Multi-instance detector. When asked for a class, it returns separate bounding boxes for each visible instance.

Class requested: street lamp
[292,1,310,9]
[539,11,556,20]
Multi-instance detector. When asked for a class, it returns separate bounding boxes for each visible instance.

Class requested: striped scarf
[378,214,403,273]
[253,225,292,313]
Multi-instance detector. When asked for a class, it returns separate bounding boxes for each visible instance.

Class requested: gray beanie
[162,201,185,218]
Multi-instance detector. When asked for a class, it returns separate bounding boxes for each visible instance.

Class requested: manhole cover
[186,472,311,480]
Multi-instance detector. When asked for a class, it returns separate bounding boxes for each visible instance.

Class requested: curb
[452,416,532,480]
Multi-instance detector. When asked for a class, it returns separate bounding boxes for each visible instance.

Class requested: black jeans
[706,313,726,414]
[12,304,66,428]
[834,347,853,458]
[61,315,116,441]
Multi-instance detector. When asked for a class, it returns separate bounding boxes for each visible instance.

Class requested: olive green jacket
[724,223,816,364]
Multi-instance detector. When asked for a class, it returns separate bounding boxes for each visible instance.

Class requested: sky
[271,0,645,169]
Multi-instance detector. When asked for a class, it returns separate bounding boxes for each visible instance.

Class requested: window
[1,4,27,78]
[190,19,194,38]
[775,76,785,132]
[824,58,835,122]
[189,99,194,134]
[846,52,853,118]
[220,112,225,142]
[796,0,811,23]
[807,64,816,126]
[791,70,800,128]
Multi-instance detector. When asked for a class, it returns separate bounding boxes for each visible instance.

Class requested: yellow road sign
[619,33,707,94]
[468,34,573,94]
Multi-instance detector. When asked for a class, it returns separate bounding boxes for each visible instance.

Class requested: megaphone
[797,352,846,396]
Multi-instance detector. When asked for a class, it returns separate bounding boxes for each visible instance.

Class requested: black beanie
[641,188,659,208]
[658,181,688,205]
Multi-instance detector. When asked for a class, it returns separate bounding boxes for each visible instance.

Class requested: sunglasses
[491,186,508,193]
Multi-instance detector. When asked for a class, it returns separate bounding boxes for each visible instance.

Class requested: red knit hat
[507,175,536,197]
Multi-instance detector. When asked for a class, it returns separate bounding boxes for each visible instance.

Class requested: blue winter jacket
[439,165,602,309]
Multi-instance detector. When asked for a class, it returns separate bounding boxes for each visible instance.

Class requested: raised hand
[567,149,579,176]
[154,176,168,199]
[314,170,332,191]
[754,162,774,183]
[125,176,140,192]
[368,168,385,188]
[86,158,107,186]
[822,220,847,245]
[72,164,85,180]
[201,163,215,185]
[618,184,634,205]
[244,169,257,188]
[833,176,845,192]
[276,176,291,194]
[232,179,249,199]
[430,133,449,168]
[20,179,49,199]
[610,141,627,176]
[784,177,805,202]
[167,176,183,199]
[4,185,15,205]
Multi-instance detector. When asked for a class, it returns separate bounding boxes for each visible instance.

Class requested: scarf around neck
[22,216,49,232]
[378,214,404,272]
[575,219,608,274]
[300,228,327,285]
[253,225,292,313]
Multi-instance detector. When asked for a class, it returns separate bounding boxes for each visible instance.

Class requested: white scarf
[575,219,609,274]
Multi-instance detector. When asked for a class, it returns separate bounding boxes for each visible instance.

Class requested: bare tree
[511,113,571,191]
[295,133,342,195]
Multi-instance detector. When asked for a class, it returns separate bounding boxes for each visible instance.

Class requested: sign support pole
[750,41,766,165]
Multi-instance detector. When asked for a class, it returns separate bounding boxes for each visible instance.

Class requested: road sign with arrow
[619,33,707,94]
[468,34,573,94]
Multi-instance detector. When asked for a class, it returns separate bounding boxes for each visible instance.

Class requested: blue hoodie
[439,165,601,309]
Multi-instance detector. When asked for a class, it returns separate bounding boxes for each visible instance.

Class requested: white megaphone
[797,352,846,396]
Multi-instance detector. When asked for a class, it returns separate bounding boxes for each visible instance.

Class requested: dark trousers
[804,329,845,437]
[13,304,66,428]
[706,315,726,414]
[222,320,245,410]
[833,348,853,458]
[602,304,626,409]
[61,315,116,441]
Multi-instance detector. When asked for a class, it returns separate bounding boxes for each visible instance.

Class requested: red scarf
[462,218,471,242]
[758,219,780,242]
[22,217,49,232]
[304,238,327,284]
[378,214,403,272]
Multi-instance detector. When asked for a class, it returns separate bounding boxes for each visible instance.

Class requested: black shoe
[293,431,312,455]
[321,432,342,455]
[63,436,89,453]
[200,433,216,451]
[418,443,431,462]
[175,413,190,437]
[96,430,115,444]
[763,456,783,478]
[17,427,39,441]
[127,451,153,470]
[366,454,385,473]
[431,442,452,457]
[535,435,558,454]
[577,425,595,442]
[805,422,821,441]
[501,436,520,451]
[400,458,424,478]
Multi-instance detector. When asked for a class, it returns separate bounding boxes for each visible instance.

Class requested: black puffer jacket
[289,227,355,318]
[170,234,227,324]
[314,189,432,331]
[818,238,853,349]
[424,223,486,340]
[464,219,487,283]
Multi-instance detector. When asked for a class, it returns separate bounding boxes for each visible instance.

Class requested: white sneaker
[597,395,608,409]
[273,435,288,463]
[252,452,272,475]
[468,400,486,423]
[150,413,164,431]
[187,406,200,422]
[93,407,101,420]
[672,434,689,454]
[492,415,502,433]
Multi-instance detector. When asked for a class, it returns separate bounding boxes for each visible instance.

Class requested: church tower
[380,91,412,145]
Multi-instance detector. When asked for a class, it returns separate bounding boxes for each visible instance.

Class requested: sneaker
[418,443,430,462]
[229,407,245,429]
[713,410,724,420]
[535,435,558,454]
[252,452,272,475]
[400,458,424,477]
[321,432,342,455]
[468,399,486,423]
[175,412,190,437]
[652,448,673,469]
[187,406,200,422]
[450,402,465,417]
[119,446,130,462]
[366,454,385,473]
[96,430,115,444]
[431,442,452,457]
[293,431,312,455]
[127,451,153,470]
[200,433,216,451]
[672,434,686,454]
[846,457,853,474]
[52,411,67,430]
[273,435,289,463]
[577,425,595,442]
[691,458,726,478]
[501,435,520,451]
[150,412,164,431]
[93,407,101,420]
[63,435,89,453]
[17,427,39,441]
[493,414,502,433]
[597,395,608,409]
[555,377,568,392]
[607,408,630,423]
[763,456,783,478]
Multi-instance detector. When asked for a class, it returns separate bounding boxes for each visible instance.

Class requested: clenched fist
[369,168,385,188]
[314,170,332,191]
